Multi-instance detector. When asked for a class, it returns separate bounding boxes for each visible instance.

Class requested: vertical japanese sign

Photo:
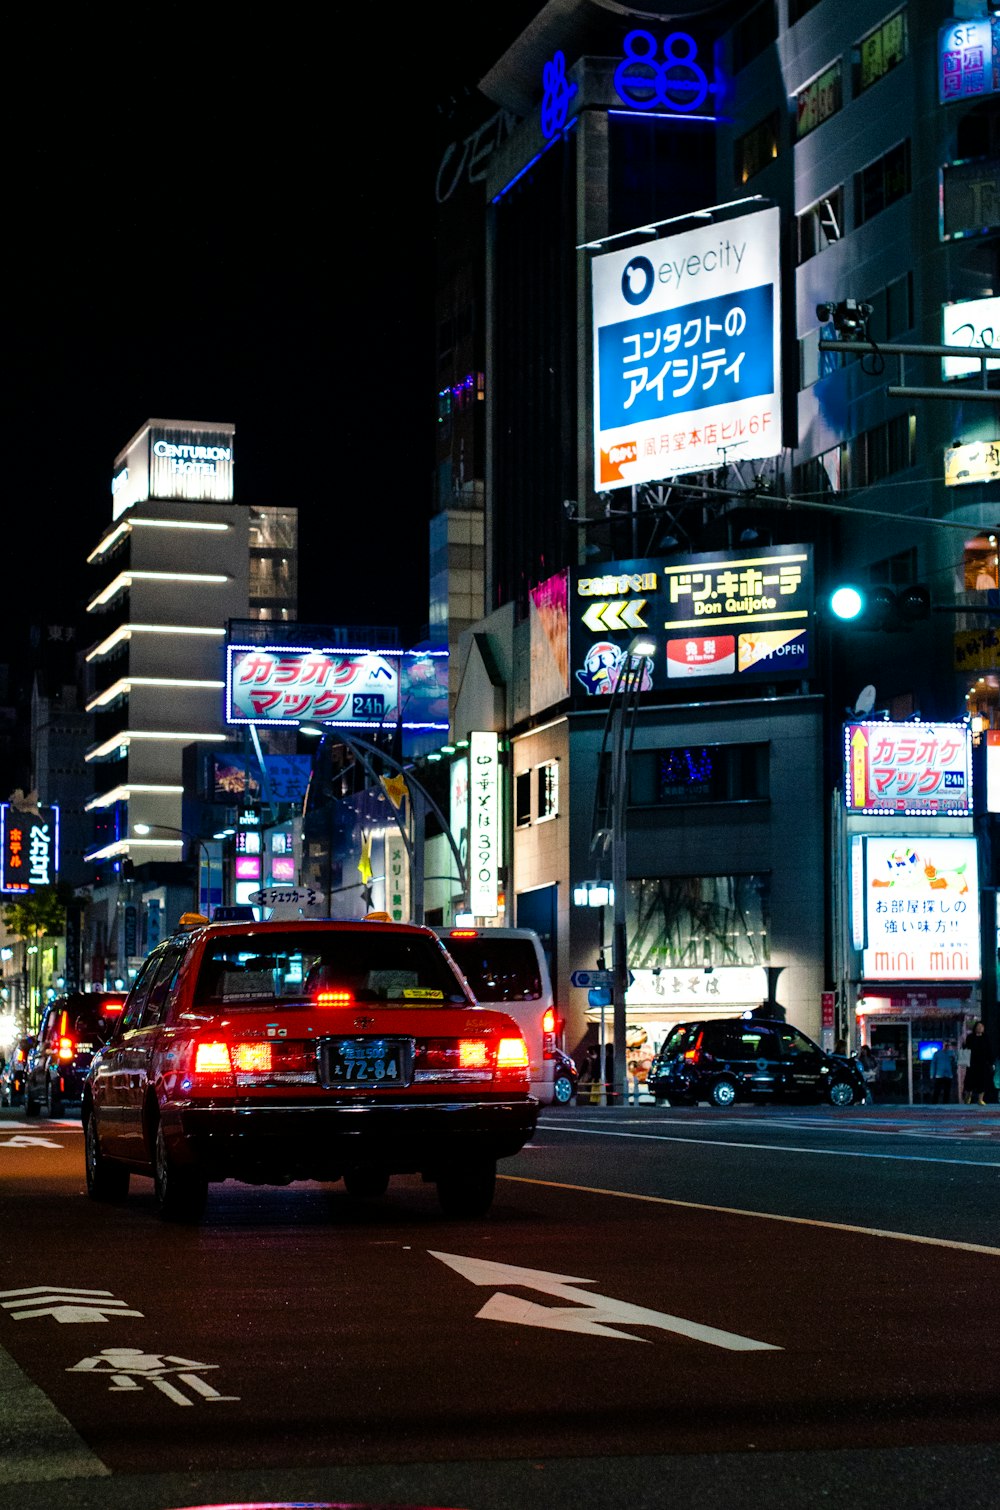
[469,732,500,918]
[938,18,1000,104]
[857,837,980,981]
[843,721,972,816]
[591,206,781,490]
[385,832,410,923]
[1,804,59,892]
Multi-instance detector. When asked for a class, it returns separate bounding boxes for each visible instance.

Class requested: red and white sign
[844,720,972,816]
[666,635,735,677]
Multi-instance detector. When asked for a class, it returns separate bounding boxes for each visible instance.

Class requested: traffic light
[828,583,930,631]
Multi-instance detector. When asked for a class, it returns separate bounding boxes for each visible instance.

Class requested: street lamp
[591,635,656,1104]
[133,823,212,915]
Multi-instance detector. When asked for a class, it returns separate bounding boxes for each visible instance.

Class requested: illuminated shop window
[536,761,559,823]
[852,8,908,97]
[734,110,780,184]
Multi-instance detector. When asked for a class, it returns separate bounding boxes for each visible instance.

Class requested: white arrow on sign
[0,1287,144,1324]
[429,1252,779,1351]
[0,1136,63,1148]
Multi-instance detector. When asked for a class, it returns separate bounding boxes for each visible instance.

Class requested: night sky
[5,5,540,655]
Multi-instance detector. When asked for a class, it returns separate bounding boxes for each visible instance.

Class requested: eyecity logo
[621,256,655,306]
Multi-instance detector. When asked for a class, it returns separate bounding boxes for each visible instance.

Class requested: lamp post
[133,823,212,915]
[591,636,656,1105]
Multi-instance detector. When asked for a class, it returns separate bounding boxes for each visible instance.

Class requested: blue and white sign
[591,207,782,491]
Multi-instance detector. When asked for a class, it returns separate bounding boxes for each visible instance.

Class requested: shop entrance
[865,1015,968,1104]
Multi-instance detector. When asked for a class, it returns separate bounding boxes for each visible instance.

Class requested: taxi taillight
[316,990,354,1006]
[58,1036,75,1062]
[195,1041,232,1074]
[497,1035,529,1070]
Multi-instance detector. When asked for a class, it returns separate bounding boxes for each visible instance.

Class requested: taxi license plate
[320,1037,411,1087]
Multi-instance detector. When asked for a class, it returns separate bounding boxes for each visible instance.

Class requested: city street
[1,1100,997,1510]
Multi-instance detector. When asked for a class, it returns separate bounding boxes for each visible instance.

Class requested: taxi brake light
[58,1036,75,1062]
[231,1042,273,1073]
[316,989,354,1006]
[458,1039,490,1069]
[449,928,478,938]
[195,1041,233,1074]
[542,1007,556,1034]
[497,1036,529,1069]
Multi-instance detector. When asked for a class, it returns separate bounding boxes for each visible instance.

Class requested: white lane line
[499,1174,1000,1257]
[536,1120,1000,1169]
[0,1346,110,1483]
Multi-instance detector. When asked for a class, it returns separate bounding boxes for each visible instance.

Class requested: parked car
[83,915,538,1222]
[551,1047,579,1105]
[0,1035,36,1107]
[25,993,126,1116]
[433,926,559,1104]
[647,1015,868,1109]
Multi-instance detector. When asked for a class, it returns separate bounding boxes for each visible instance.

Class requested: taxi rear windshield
[441,938,542,1001]
[194,932,470,1007]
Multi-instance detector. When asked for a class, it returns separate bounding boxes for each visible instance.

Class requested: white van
[433,926,558,1105]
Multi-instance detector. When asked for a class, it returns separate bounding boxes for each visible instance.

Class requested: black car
[0,1035,35,1107]
[647,1015,868,1109]
[551,1047,579,1105]
[24,993,126,1117]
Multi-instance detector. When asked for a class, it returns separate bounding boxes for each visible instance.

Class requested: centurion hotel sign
[590,206,782,490]
[111,419,236,518]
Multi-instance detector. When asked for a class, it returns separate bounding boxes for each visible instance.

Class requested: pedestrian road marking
[430,1251,780,1350]
[67,1347,239,1407]
[0,1136,63,1148]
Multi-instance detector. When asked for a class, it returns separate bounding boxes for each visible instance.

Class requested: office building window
[855,140,911,225]
[853,9,908,97]
[515,771,532,829]
[628,874,771,970]
[601,743,769,808]
[796,187,844,264]
[963,536,999,592]
[731,1,778,73]
[734,111,781,184]
[795,61,843,142]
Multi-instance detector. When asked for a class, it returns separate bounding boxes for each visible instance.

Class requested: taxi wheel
[153,1122,208,1223]
[829,1078,859,1108]
[343,1166,390,1199]
[23,1085,40,1118]
[84,1108,129,1202]
[709,1077,738,1108]
[46,1080,62,1118]
[436,1158,497,1218]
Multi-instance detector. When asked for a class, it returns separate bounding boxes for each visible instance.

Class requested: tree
[2,885,72,1027]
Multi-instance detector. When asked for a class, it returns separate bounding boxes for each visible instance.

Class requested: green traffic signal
[828,583,930,630]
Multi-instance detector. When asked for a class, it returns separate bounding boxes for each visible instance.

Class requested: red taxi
[82,916,537,1222]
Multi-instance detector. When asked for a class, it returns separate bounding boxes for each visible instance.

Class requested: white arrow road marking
[0,1136,63,1148]
[429,1251,780,1351]
[1,1287,144,1324]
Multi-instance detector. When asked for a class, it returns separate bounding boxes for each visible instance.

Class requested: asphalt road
[1,1100,997,1510]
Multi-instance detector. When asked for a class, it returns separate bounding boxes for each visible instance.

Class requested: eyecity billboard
[570,544,813,694]
[226,645,449,730]
[844,721,972,817]
[591,206,781,490]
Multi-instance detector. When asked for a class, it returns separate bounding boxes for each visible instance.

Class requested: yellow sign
[944,440,1000,487]
[581,599,648,633]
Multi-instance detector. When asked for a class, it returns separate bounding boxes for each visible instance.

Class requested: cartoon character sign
[575,642,655,695]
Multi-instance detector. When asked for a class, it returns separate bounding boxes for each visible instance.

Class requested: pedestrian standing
[930,1042,957,1103]
[961,1020,996,1106]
